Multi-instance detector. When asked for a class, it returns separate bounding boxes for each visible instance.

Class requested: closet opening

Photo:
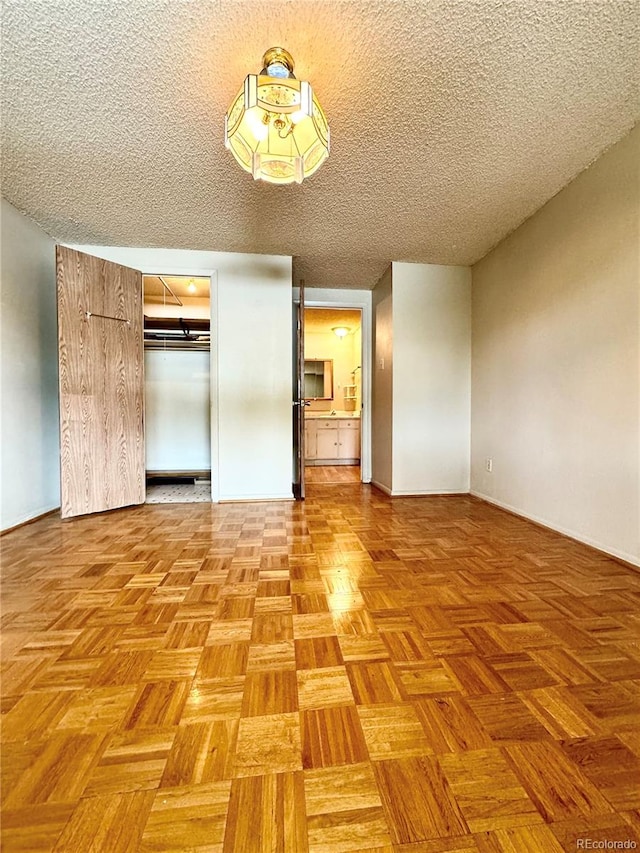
[143,274,212,503]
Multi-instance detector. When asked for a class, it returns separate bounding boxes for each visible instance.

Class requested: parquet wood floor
[1,485,639,852]
[305,466,361,484]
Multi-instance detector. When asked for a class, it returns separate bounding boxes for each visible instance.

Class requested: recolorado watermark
[576,841,637,850]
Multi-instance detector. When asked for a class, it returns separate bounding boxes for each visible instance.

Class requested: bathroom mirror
[304,359,333,400]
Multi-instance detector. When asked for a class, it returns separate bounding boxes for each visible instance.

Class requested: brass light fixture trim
[260,47,295,75]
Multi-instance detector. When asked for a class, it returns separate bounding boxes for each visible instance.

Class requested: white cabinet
[305,418,360,463]
[316,425,339,457]
[338,421,360,459]
[304,421,317,458]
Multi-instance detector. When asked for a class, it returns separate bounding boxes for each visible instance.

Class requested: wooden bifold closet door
[57,246,145,519]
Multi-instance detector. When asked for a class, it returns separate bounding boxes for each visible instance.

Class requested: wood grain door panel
[57,246,144,519]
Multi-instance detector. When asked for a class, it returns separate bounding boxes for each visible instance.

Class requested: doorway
[143,274,213,503]
[303,307,363,485]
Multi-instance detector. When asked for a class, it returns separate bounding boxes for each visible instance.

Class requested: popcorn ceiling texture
[1,0,639,290]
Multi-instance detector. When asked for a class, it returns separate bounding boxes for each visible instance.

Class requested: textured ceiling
[144,275,210,302]
[305,308,362,334]
[2,1,638,290]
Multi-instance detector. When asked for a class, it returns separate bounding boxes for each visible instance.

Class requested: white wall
[305,327,360,412]
[471,125,640,565]
[371,267,393,492]
[391,262,472,495]
[145,350,211,472]
[1,200,60,530]
[217,264,293,500]
[73,246,293,501]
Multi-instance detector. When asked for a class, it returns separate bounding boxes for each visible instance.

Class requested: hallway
[1,485,639,851]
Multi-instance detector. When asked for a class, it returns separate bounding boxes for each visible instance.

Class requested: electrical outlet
[485,457,493,473]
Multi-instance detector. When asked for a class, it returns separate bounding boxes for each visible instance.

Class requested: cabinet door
[305,424,317,459]
[338,424,360,459]
[316,427,339,458]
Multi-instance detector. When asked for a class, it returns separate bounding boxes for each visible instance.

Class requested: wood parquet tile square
[241,669,298,716]
[55,790,156,853]
[223,772,307,853]
[232,712,302,777]
[2,488,640,850]
[1,802,76,852]
[303,762,382,815]
[338,632,390,662]
[520,685,603,738]
[306,806,392,853]
[82,727,175,797]
[559,735,640,810]
[373,756,468,843]
[181,677,245,722]
[4,731,110,808]
[295,634,344,669]
[122,680,190,729]
[141,781,231,852]
[292,612,336,639]
[438,747,542,832]
[347,662,404,704]
[297,666,355,710]
[395,661,458,698]
[358,703,433,760]
[301,704,369,769]
[247,639,296,671]
[503,741,615,822]
[465,693,553,743]
[412,696,492,754]
[1,690,77,741]
[305,762,393,853]
[196,643,247,678]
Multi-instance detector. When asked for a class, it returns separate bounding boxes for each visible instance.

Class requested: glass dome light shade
[225,49,329,185]
[332,326,350,338]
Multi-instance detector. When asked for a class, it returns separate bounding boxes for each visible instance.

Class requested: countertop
[305,411,360,419]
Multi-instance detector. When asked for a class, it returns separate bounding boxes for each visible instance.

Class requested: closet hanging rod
[85,311,130,325]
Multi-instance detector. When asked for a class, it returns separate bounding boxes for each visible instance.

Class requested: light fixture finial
[261,47,295,76]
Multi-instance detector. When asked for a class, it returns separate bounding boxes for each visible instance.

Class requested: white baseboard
[471,490,640,568]
[219,492,294,503]
[369,482,467,499]
[1,503,60,535]
[391,489,469,497]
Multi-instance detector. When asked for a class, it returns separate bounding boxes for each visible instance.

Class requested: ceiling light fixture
[225,47,329,185]
[332,326,350,338]
[187,279,197,294]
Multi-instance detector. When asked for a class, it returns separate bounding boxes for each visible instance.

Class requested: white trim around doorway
[296,288,372,483]
[142,267,219,503]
